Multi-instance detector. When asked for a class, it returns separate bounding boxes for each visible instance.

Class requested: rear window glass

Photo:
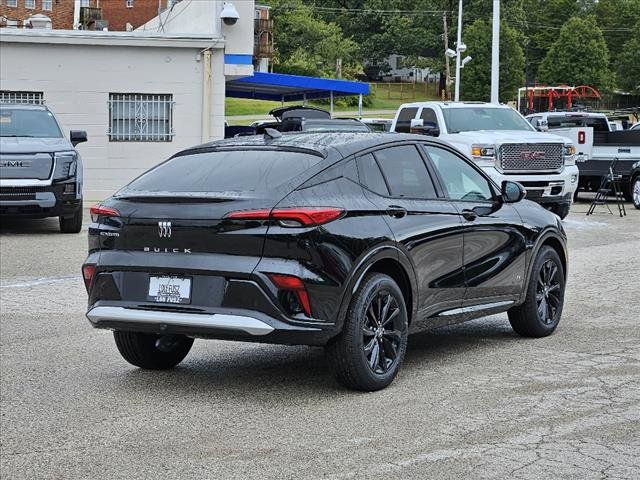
[121,149,323,195]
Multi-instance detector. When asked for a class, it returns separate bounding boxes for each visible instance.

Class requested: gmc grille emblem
[0,160,28,167]
[520,151,545,161]
[158,221,172,238]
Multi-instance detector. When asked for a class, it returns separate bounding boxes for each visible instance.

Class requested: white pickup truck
[391,102,578,218]
[525,112,640,201]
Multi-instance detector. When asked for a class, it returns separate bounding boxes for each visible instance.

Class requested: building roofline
[0,28,224,49]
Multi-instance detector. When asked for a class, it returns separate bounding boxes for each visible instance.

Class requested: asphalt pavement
[1,200,639,479]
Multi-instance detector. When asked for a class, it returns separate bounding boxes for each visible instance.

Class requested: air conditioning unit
[95,19,109,30]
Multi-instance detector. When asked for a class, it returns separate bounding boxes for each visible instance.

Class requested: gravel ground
[1,199,639,480]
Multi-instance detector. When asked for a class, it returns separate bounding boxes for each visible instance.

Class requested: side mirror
[535,119,548,132]
[501,181,526,203]
[70,130,87,146]
[410,119,440,137]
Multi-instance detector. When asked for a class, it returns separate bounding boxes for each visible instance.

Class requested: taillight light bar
[225,207,344,227]
[82,264,96,293]
[268,273,312,317]
[90,204,120,222]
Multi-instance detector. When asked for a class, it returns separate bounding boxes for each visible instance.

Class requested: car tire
[113,331,194,370]
[326,273,409,391]
[631,177,640,210]
[550,204,570,220]
[508,246,565,338]
[59,208,83,233]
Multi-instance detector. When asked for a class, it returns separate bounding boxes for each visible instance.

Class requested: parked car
[392,102,578,219]
[525,111,640,202]
[0,103,87,232]
[236,107,370,135]
[631,123,640,131]
[629,161,640,209]
[358,118,393,132]
[83,132,568,391]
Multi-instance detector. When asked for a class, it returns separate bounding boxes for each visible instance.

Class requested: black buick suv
[83,132,568,391]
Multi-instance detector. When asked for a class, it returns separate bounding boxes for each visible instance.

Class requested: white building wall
[0,39,226,200]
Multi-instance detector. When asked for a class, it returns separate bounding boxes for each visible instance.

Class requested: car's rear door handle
[461,209,477,221]
[386,205,407,218]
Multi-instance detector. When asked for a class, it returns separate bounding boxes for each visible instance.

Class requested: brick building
[0,0,76,29]
[0,0,169,31]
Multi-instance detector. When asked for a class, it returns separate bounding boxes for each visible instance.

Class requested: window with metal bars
[0,91,44,105]
[108,93,174,142]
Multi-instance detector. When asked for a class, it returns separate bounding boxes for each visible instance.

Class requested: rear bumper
[86,303,331,345]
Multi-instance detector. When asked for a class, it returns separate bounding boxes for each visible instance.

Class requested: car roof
[178,132,452,159]
[0,103,49,111]
[398,101,511,109]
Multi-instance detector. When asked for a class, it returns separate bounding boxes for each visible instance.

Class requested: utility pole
[443,12,451,100]
[524,39,529,114]
[490,0,500,103]
[454,0,463,101]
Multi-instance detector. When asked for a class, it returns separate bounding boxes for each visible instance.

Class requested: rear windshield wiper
[0,134,36,137]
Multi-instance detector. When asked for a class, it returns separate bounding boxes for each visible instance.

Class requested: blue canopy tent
[225,72,370,116]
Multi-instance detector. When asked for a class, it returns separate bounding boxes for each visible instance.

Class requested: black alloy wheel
[362,291,403,374]
[536,259,562,325]
[632,177,640,210]
[326,273,408,391]
[508,246,565,338]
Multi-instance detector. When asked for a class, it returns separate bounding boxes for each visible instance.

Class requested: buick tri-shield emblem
[158,221,172,238]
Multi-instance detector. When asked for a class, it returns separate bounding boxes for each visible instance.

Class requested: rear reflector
[225,207,344,227]
[90,204,120,222]
[82,264,96,292]
[268,273,312,317]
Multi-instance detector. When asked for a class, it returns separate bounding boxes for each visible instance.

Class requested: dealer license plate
[148,276,191,304]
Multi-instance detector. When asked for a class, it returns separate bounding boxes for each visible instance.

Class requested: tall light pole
[490,0,500,103]
[453,0,463,101]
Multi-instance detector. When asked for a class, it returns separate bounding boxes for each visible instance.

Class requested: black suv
[84,133,568,391]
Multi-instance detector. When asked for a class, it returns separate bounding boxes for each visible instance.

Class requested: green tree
[267,0,361,78]
[306,0,444,77]
[590,0,640,68]
[615,22,640,93]
[537,16,612,91]
[460,19,525,101]
[521,0,579,78]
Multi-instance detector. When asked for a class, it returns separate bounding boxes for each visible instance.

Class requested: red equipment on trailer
[517,85,601,113]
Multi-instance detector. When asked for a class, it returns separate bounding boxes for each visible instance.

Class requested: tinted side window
[423,146,493,201]
[420,108,438,126]
[357,153,389,196]
[374,145,437,199]
[395,107,419,133]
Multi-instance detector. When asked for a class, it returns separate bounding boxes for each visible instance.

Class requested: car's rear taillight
[82,264,96,293]
[225,207,344,227]
[90,204,120,222]
[268,273,312,317]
